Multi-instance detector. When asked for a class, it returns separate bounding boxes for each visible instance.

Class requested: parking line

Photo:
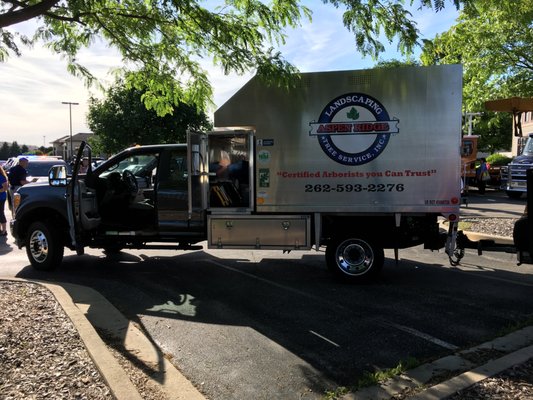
[206,259,460,350]
[309,330,340,348]
[381,321,459,350]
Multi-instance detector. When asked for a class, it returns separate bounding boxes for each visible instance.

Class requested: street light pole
[61,101,79,161]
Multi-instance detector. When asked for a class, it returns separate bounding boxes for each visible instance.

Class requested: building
[514,112,533,156]
[51,132,93,161]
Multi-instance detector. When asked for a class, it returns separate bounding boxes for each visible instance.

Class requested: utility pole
[463,112,483,136]
[61,101,79,160]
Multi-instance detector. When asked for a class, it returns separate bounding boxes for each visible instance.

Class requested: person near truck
[79,157,90,174]
[476,158,490,194]
[0,166,8,236]
[8,157,34,190]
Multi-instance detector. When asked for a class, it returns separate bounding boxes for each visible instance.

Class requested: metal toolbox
[208,214,311,249]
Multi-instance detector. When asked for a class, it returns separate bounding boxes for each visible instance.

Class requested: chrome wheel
[335,239,374,276]
[326,236,384,281]
[26,221,63,270]
[29,229,49,263]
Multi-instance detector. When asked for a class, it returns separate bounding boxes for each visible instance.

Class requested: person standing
[0,166,8,236]
[8,157,35,190]
[79,157,90,174]
[476,158,490,195]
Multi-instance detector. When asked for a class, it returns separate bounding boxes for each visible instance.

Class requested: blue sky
[0,1,459,147]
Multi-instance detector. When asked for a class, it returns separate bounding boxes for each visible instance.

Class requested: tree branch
[0,0,60,28]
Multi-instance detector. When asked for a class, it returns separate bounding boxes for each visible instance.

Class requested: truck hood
[511,154,533,165]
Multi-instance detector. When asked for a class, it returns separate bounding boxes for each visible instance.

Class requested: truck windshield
[522,138,533,156]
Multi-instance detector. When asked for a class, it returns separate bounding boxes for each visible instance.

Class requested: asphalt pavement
[1,188,532,399]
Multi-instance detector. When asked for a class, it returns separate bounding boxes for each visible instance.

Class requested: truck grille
[505,164,530,190]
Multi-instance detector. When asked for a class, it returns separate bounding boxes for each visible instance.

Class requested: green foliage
[1,1,466,114]
[486,153,512,166]
[421,1,532,154]
[87,80,212,154]
[374,58,421,69]
[1,0,313,115]
[355,357,419,389]
[473,112,512,154]
[323,357,420,399]
[421,1,533,111]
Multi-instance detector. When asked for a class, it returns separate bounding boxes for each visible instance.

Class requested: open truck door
[66,142,97,255]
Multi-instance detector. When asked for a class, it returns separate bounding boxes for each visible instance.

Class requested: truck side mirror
[49,165,68,187]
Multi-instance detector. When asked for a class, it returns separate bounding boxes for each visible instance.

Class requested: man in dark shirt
[8,157,32,189]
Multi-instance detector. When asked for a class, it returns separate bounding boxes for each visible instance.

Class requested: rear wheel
[326,236,384,282]
[25,221,64,271]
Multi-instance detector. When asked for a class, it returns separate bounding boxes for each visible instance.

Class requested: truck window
[158,151,188,190]
[208,134,250,208]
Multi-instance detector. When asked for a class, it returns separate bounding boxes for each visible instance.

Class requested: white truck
[11,65,463,282]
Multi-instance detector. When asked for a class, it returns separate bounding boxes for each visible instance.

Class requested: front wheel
[326,236,384,282]
[25,221,64,271]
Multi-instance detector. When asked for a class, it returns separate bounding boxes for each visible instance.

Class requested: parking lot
[2,190,533,399]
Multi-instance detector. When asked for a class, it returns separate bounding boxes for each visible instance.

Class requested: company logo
[309,93,399,166]
[257,150,271,164]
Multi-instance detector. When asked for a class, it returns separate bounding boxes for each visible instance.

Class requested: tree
[1,0,462,115]
[374,58,421,69]
[0,142,9,159]
[20,144,29,154]
[474,112,512,154]
[87,80,212,154]
[421,0,533,152]
[8,141,20,157]
[37,146,53,155]
[421,1,533,111]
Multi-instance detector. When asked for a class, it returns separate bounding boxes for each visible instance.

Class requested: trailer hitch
[445,220,464,266]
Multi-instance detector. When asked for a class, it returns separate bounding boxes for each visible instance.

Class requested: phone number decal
[304,183,405,193]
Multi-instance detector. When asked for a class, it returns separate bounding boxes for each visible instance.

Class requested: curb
[1,277,205,400]
[346,326,533,400]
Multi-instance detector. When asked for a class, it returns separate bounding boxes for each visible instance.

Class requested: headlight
[13,193,21,214]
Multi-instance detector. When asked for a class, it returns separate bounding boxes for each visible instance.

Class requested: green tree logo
[347,107,359,120]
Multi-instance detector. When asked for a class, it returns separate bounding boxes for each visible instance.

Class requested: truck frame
[11,65,463,282]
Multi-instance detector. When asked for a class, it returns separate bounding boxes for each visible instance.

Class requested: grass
[323,357,420,399]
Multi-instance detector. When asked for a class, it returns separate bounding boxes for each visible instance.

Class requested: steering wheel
[122,170,138,195]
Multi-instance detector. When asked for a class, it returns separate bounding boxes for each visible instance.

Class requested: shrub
[487,153,512,166]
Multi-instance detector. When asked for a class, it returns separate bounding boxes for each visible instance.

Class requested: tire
[506,191,522,199]
[25,221,64,271]
[326,236,384,282]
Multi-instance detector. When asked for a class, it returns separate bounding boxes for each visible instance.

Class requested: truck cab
[11,130,256,270]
